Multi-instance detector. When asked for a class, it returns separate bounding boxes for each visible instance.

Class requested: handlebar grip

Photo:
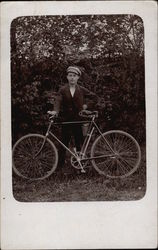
[79,110,98,118]
[47,111,58,120]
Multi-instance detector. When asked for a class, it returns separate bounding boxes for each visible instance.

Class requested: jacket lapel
[65,84,80,99]
[65,85,72,99]
[73,85,80,99]
[73,85,83,110]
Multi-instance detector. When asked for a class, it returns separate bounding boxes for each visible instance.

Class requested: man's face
[67,72,79,86]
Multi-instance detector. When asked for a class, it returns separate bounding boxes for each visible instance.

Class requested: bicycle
[12,110,141,181]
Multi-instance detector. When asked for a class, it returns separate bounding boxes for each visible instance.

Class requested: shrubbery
[11,15,145,144]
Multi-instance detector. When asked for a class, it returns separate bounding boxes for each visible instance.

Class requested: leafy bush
[11,15,145,144]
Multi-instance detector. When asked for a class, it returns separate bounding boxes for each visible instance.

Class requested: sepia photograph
[1,1,157,249]
[11,14,146,202]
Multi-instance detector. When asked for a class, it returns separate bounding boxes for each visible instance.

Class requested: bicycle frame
[36,115,116,171]
[12,112,141,179]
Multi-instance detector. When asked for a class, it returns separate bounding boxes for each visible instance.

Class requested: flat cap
[67,66,81,76]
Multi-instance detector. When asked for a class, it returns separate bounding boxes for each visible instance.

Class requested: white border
[1,1,157,249]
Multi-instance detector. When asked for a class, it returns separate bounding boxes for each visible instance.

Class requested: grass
[12,145,146,202]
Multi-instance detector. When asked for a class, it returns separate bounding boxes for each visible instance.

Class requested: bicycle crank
[70,152,88,170]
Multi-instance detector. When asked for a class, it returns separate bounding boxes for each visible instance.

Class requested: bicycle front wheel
[12,134,58,180]
[91,130,141,178]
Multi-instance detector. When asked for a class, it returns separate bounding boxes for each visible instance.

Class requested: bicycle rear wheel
[91,130,141,178]
[12,134,58,180]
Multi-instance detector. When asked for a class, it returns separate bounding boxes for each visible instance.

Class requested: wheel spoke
[116,158,131,174]
[94,157,114,167]
[118,155,136,170]
[117,139,135,153]
[13,135,58,180]
[91,131,141,178]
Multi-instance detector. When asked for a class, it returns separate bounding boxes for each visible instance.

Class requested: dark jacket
[54,84,98,121]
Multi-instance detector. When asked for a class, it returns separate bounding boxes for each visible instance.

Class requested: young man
[50,66,98,168]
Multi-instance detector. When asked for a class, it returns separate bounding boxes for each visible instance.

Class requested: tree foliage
[11,15,145,143]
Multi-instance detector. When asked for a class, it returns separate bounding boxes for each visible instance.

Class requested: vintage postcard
[1,1,157,249]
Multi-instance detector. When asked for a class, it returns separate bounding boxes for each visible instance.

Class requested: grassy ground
[12,145,146,202]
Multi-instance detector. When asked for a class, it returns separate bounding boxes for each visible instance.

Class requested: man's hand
[82,109,92,115]
[47,111,58,117]
[83,104,88,110]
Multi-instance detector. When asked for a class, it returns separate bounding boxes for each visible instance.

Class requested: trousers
[58,123,84,166]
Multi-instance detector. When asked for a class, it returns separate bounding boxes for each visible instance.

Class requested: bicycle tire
[91,130,141,178]
[12,134,58,180]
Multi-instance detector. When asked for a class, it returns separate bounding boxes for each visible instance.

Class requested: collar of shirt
[69,86,76,97]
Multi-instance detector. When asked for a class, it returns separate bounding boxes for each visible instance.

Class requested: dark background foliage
[11,15,145,145]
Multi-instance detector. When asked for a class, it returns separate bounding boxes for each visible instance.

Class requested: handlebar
[47,111,58,120]
[79,110,98,118]
[47,110,98,120]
